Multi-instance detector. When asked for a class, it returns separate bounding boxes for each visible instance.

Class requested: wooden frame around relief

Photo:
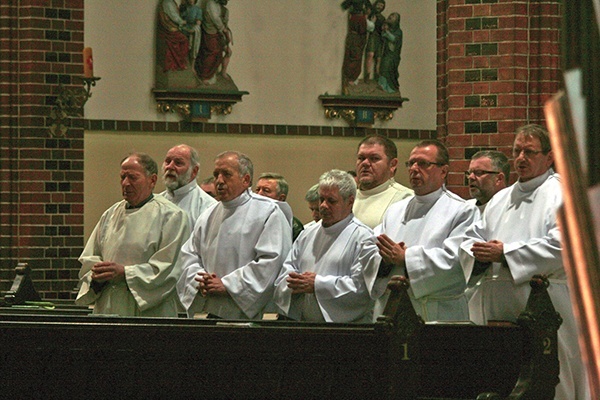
[545,90,600,398]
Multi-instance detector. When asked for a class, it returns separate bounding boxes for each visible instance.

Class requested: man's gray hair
[515,124,552,154]
[472,150,510,185]
[187,145,200,168]
[258,172,289,196]
[121,152,157,176]
[304,183,319,202]
[215,151,254,183]
[318,169,357,200]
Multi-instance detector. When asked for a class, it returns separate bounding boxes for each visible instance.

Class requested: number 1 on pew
[401,342,410,360]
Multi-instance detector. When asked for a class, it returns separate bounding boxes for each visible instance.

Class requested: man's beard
[469,186,481,199]
[163,168,192,191]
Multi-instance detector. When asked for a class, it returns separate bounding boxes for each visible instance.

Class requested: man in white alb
[159,144,216,230]
[361,139,479,321]
[273,170,375,323]
[353,134,413,229]
[176,151,292,319]
[459,124,589,400]
[76,153,190,317]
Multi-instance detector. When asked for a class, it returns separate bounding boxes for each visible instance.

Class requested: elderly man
[254,172,304,241]
[303,183,321,228]
[176,151,292,319]
[273,170,375,323]
[466,150,509,212]
[353,134,413,228]
[159,144,217,230]
[361,139,478,321]
[459,124,589,399]
[76,153,190,317]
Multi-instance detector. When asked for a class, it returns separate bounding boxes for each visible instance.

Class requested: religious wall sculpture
[153,0,247,121]
[320,0,408,127]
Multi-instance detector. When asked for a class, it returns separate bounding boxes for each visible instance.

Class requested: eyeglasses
[405,160,445,169]
[465,170,500,178]
[512,148,543,158]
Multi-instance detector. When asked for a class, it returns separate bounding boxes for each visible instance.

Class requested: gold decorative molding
[156,102,191,117]
[319,94,408,127]
[152,88,248,121]
[324,108,355,122]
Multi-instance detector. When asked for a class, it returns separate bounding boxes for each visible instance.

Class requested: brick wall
[437,0,562,198]
[0,0,85,299]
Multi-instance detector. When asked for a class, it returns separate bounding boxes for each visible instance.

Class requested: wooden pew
[1,263,41,306]
[0,263,91,316]
[379,274,560,399]
[0,275,559,399]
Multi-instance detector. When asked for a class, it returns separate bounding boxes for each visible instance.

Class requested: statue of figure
[377,12,402,94]
[341,0,374,95]
[194,0,233,86]
[364,0,386,82]
[179,0,203,64]
[157,0,190,72]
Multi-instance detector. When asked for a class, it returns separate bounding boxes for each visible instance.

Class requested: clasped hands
[378,235,505,265]
[286,272,316,294]
[471,240,504,263]
[91,261,125,283]
[376,234,407,267]
[196,272,228,297]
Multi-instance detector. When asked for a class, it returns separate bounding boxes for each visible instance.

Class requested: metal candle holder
[48,76,101,137]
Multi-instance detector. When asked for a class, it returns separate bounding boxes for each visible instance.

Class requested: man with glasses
[459,124,589,399]
[465,150,510,212]
[353,134,413,229]
[361,139,478,321]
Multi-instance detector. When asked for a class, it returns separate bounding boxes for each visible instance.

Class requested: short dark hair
[357,134,398,161]
[414,139,449,165]
[472,150,510,185]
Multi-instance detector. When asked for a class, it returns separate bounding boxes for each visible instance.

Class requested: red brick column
[0,0,85,299]
[437,0,562,198]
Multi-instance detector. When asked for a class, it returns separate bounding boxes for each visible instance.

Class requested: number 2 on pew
[543,337,552,355]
